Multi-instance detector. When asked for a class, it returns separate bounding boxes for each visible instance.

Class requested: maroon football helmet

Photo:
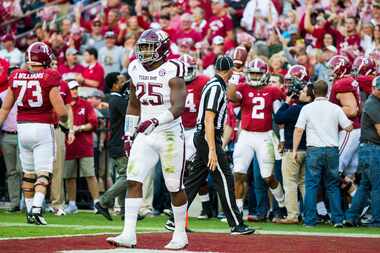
[232,46,248,67]
[352,56,376,76]
[339,46,361,63]
[25,42,55,67]
[327,55,351,79]
[285,65,308,82]
[135,29,170,67]
[246,58,270,86]
[179,54,197,82]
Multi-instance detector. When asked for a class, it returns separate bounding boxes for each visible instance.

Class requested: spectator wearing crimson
[158,13,176,40]
[63,80,100,214]
[192,7,208,38]
[83,20,106,51]
[58,48,85,82]
[342,16,361,49]
[99,31,124,75]
[61,18,73,44]
[78,48,105,96]
[49,32,67,66]
[207,0,234,44]
[173,13,202,50]
[102,9,125,44]
[0,57,9,91]
[0,34,24,68]
[202,36,225,77]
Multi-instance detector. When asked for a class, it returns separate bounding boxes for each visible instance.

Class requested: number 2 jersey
[181,75,209,129]
[9,68,60,124]
[236,84,283,132]
[128,59,185,130]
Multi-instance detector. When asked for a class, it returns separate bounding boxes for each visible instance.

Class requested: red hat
[1,34,15,42]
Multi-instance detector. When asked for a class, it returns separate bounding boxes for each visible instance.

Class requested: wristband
[156,110,174,125]
[124,114,140,136]
[279,128,285,142]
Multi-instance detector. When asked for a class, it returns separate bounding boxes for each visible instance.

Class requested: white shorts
[184,128,196,161]
[233,130,275,178]
[339,128,360,176]
[17,123,55,173]
[127,124,185,192]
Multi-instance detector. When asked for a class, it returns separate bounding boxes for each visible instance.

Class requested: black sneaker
[230,224,255,235]
[317,214,330,224]
[26,212,35,224]
[343,219,356,227]
[95,202,112,221]
[33,213,48,225]
[165,218,175,231]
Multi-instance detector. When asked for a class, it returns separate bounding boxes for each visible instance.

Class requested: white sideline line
[59,250,218,253]
[1,222,380,240]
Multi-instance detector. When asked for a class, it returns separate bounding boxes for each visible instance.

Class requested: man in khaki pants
[274,82,314,223]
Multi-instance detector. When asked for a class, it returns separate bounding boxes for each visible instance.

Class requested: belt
[2,130,17,135]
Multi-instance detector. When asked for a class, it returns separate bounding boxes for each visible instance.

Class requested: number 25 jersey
[128,59,185,129]
[9,68,60,124]
[236,84,283,132]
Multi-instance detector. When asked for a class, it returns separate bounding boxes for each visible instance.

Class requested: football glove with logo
[136,118,159,135]
[123,135,134,157]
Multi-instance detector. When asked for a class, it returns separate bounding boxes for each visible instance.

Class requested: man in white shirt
[293,80,353,227]
[0,34,24,68]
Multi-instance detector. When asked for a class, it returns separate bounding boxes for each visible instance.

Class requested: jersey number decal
[251,97,265,119]
[13,80,43,107]
[136,83,164,105]
[185,92,196,112]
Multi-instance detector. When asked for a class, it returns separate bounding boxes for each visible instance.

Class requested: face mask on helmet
[184,65,197,82]
[136,41,161,66]
[247,71,268,86]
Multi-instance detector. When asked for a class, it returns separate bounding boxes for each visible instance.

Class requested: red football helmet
[285,65,308,82]
[25,42,55,67]
[135,29,170,67]
[339,46,361,63]
[179,54,197,82]
[246,58,270,86]
[327,55,351,79]
[232,46,248,67]
[352,56,376,76]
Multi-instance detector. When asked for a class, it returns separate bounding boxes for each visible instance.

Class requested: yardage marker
[1,222,380,239]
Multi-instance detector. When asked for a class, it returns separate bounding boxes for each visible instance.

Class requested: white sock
[199,194,210,202]
[69,200,76,207]
[270,183,285,207]
[172,202,188,239]
[122,198,142,241]
[25,198,33,213]
[32,192,45,214]
[317,201,327,216]
[236,199,243,213]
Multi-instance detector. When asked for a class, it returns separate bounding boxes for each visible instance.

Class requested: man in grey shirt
[99,31,124,75]
[293,80,353,227]
[345,76,380,227]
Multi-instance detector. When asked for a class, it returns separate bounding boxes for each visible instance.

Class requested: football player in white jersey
[106,29,189,250]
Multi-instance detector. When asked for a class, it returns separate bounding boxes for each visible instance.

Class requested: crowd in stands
[0,0,380,227]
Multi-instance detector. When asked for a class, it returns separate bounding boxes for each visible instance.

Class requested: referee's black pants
[184,131,243,228]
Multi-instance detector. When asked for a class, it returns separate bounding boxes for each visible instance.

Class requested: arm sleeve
[295,107,307,129]
[337,106,352,129]
[205,85,222,112]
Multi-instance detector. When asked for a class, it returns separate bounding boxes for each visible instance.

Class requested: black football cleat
[230,224,255,235]
[95,202,113,221]
[26,212,35,224]
[33,213,48,225]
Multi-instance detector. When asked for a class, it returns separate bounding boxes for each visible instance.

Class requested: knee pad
[22,174,37,192]
[34,172,51,188]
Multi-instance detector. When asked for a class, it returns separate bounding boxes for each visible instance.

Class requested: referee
[185,55,254,234]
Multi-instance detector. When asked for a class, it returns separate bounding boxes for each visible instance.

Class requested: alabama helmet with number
[135,28,170,67]
[25,42,55,67]
[179,54,197,82]
[246,58,270,86]
[327,55,351,79]
[352,56,376,76]
[285,65,308,82]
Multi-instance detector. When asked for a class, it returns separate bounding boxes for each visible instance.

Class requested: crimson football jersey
[329,76,361,129]
[356,75,374,96]
[9,68,60,124]
[182,75,209,128]
[236,85,283,132]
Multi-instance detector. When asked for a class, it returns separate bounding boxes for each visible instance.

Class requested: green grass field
[1,210,380,239]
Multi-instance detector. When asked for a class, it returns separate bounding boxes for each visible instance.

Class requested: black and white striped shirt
[196,74,227,135]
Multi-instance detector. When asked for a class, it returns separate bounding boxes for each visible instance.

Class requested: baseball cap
[212,36,224,45]
[65,48,79,56]
[372,76,380,89]
[68,80,80,90]
[211,0,225,5]
[88,89,105,98]
[215,55,233,71]
[1,34,15,42]
[105,31,116,39]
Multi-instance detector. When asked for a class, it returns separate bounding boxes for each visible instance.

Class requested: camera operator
[274,66,314,224]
